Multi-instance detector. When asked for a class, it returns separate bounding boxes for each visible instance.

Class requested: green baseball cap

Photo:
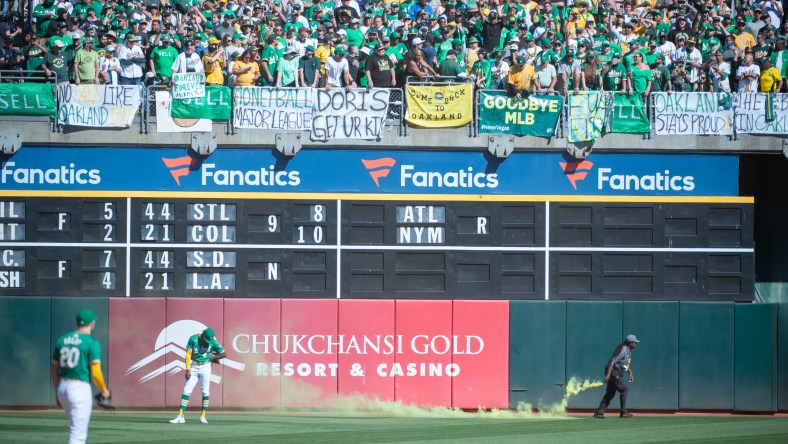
[335,45,346,55]
[203,328,215,340]
[76,309,96,326]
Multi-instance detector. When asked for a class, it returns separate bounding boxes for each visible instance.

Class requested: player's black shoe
[620,413,634,418]
[593,413,605,419]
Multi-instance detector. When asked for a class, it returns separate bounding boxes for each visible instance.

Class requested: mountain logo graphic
[559,159,594,190]
[361,158,396,187]
[126,320,245,384]
[162,156,197,186]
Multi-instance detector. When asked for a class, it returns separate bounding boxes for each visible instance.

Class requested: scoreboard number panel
[0,197,754,300]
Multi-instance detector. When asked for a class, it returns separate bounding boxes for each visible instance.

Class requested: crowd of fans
[0,0,786,97]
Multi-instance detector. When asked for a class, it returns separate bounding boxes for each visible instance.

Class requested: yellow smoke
[296,376,603,420]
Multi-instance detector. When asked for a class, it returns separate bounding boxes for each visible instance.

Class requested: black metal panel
[0,199,127,296]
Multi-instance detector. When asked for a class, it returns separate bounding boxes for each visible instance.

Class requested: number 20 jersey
[52,332,101,382]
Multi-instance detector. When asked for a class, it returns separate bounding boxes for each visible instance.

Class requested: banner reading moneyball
[405,84,473,128]
[56,84,142,127]
[172,72,205,99]
[171,86,232,121]
[233,86,314,130]
[653,92,733,135]
[478,91,562,137]
[0,83,57,118]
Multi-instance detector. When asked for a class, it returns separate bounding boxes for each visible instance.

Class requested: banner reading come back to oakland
[405,84,472,128]
[478,91,562,137]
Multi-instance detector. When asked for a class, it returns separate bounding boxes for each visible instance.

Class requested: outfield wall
[2,297,783,412]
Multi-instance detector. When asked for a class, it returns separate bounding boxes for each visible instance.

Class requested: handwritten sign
[311,89,390,141]
[56,84,141,127]
[233,86,314,130]
[172,72,205,99]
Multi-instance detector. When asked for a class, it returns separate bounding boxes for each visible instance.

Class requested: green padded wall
[679,302,734,409]
[49,298,109,405]
[0,297,51,405]
[509,301,566,408]
[734,304,777,411]
[623,302,679,410]
[780,304,788,410]
[566,301,622,409]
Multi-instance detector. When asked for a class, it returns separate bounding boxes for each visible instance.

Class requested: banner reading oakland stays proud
[405,84,472,128]
[478,92,562,137]
[0,83,56,118]
[653,92,733,135]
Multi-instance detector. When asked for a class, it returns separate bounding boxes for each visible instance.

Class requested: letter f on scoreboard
[362,158,396,187]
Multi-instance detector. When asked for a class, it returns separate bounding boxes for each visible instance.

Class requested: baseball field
[1,411,787,443]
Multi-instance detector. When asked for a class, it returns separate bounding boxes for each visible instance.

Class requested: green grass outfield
[1,411,788,444]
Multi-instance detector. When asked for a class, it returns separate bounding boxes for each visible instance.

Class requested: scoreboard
[0,197,754,301]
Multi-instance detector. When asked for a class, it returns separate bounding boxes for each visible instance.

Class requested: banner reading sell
[56,84,141,127]
[172,72,205,99]
[0,83,56,118]
[405,84,472,128]
[734,93,788,134]
[653,92,733,135]
[610,93,650,133]
[171,86,231,121]
[233,86,314,130]
[568,91,609,142]
[477,91,562,137]
[155,91,212,133]
[311,88,390,141]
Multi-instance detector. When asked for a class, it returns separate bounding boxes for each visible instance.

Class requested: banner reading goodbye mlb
[405,84,472,128]
[478,91,562,136]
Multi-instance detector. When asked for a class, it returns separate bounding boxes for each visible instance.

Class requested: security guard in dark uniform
[594,334,639,419]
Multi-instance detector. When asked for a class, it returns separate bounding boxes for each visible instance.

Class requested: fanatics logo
[559,159,594,190]
[362,157,396,187]
[126,320,245,384]
[162,156,197,186]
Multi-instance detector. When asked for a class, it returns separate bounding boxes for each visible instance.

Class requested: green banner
[0,83,56,118]
[478,92,563,137]
[171,86,231,120]
[567,91,609,143]
[610,93,650,133]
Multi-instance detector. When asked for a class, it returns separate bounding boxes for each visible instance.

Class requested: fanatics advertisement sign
[108,298,509,409]
[0,147,740,196]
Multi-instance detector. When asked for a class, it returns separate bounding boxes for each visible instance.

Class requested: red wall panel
[280,299,338,408]
[338,300,395,403]
[394,300,453,407]
[164,298,224,409]
[451,300,509,409]
[108,298,166,407]
[222,299,281,407]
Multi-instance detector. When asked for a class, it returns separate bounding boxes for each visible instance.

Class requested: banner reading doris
[405,84,472,128]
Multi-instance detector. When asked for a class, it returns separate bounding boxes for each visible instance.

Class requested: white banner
[652,92,733,135]
[56,84,141,127]
[734,93,788,134]
[233,87,314,130]
[311,89,390,141]
[155,91,212,133]
[172,72,205,99]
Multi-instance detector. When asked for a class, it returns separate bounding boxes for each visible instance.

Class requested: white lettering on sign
[397,206,445,223]
[2,250,24,266]
[58,213,69,230]
[0,223,24,241]
[188,204,236,221]
[58,260,68,278]
[397,226,445,244]
[0,270,22,287]
[188,272,235,289]
[188,225,236,243]
[477,217,488,234]
[187,251,236,268]
[0,202,24,218]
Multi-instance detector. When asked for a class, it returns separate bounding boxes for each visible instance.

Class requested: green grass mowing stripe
[1,413,787,444]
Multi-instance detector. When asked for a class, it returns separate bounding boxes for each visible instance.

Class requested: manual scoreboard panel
[0,197,754,301]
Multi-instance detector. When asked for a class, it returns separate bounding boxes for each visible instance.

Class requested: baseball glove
[94,392,115,411]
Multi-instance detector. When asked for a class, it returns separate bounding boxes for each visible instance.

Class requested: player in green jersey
[51,309,110,444]
[170,327,226,424]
